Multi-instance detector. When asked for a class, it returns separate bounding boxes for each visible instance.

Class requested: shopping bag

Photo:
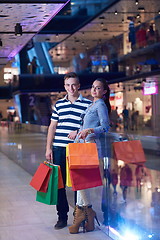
[36,164,58,205]
[66,158,72,187]
[113,140,146,164]
[29,163,51,192]
[69,167,103,191]
[66,145,72,187]
[58,165,64,189]
[43,161,64,189]
[67,142,99,169]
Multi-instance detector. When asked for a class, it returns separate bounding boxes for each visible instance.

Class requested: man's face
[64,77,80,97]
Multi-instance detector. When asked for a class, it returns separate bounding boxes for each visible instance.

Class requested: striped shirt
[51,94,91,147]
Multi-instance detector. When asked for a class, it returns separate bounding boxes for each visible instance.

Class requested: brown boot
[68,206,86,234]
[84,205,99,232]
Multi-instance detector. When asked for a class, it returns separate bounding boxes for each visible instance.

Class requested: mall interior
[0,1,160,240]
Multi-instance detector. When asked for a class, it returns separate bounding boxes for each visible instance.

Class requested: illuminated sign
[143,81,158,95]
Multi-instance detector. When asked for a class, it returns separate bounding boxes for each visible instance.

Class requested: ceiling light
[122,19,124,23]
[137,79,142,84]
[15,23,22,36]
[138,7,145,11]
[135,0,139,5]
[158,10,160,14]
[114,10,118,15]
[136,14,140,19]
[99,16,105,19]
[101,22,104,27]
[0,39,2,47]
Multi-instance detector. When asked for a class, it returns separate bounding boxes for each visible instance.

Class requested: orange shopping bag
[113,140,146,164]
[67,142,99,169]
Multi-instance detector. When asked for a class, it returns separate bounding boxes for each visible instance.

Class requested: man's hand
[45,149,53,161]
[67,130,77,140]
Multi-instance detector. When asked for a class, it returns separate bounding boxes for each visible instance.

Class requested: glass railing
[99,132,160,240]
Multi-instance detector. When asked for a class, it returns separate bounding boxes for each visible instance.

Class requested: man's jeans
[53,146,69,221]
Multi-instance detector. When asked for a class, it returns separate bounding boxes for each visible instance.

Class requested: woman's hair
[95,78,111,114]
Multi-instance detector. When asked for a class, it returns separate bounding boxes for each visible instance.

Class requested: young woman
[68,78,111,234]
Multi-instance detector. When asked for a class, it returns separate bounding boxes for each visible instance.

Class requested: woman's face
[91,80,107,100]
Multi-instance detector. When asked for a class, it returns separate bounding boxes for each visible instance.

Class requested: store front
[109,76,159,132]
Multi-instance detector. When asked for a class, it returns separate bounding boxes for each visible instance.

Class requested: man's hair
[64,72,79,83]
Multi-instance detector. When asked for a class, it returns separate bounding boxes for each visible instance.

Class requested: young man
[45,72,91,229]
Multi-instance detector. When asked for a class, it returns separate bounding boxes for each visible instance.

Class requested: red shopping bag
[113,140,146,164]
[67,142,99,169]
[58,165,64,189]
[69,167,103,191]
[30,163,52,192]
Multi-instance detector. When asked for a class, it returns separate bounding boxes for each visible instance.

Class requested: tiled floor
[0,151,111,240]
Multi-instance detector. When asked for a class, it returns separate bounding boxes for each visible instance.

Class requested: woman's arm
[78,102,110,139]
[93,102,110,135]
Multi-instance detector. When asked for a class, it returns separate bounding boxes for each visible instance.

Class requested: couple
[45,72,111,233]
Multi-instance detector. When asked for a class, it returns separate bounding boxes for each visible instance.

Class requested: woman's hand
[68,130,78,140]
[78,128,93,140]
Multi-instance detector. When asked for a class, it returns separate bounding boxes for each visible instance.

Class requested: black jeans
[53,146,69,221]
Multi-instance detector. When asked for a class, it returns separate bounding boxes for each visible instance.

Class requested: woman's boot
[68,206,86,234]
[84,205,99,232]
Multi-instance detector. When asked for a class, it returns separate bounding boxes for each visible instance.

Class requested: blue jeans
[53,146,69,221]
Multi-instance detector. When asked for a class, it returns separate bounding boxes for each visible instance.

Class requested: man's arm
[45,120,57,161]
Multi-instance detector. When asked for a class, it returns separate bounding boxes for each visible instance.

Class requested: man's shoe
[54,220,67,230]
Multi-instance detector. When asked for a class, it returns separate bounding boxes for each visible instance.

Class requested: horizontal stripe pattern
[51,95,91,147]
